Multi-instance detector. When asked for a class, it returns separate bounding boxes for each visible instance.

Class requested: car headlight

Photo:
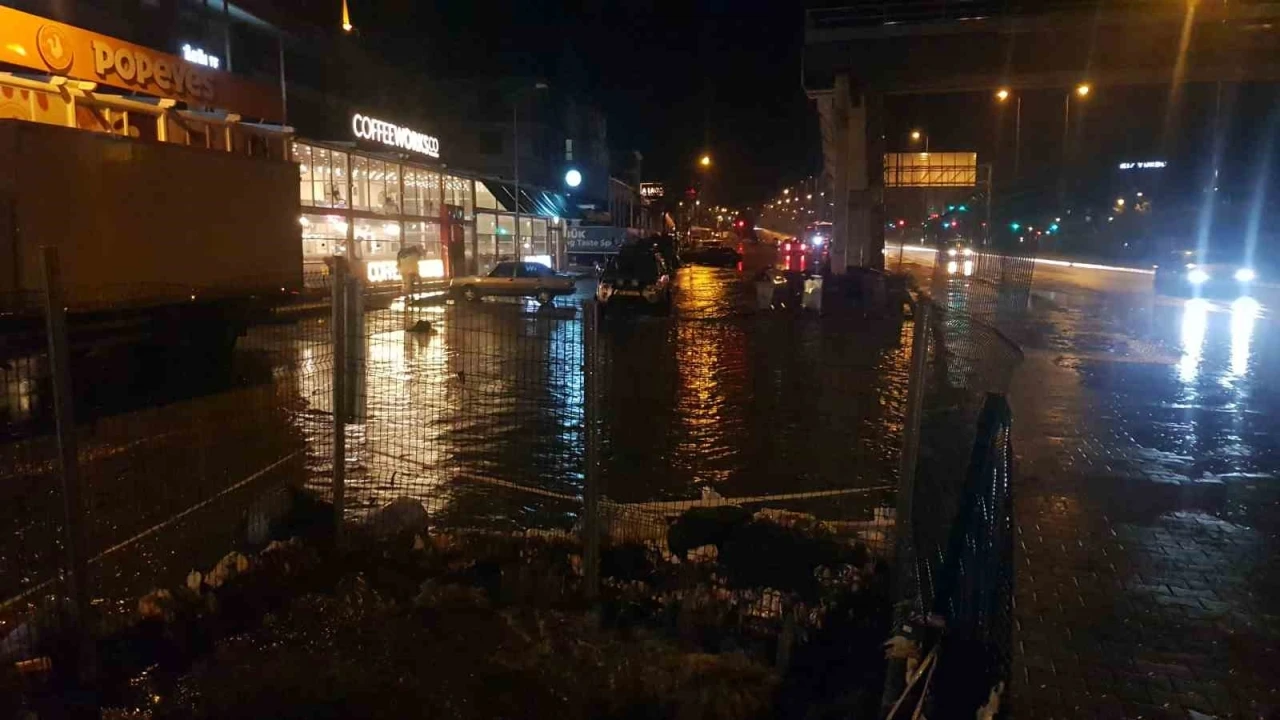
[947,248,958,257]
[811,236,824,246]
[946,260,959,275]
[1187,268,1210,285]
[1234,267,1256,283]
[963,247,973,257]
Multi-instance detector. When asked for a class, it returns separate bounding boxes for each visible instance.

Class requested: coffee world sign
[352,113,441,159]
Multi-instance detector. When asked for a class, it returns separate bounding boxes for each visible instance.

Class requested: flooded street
[275,246,911,527]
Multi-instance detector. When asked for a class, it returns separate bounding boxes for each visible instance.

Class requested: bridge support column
[820,75,885,274]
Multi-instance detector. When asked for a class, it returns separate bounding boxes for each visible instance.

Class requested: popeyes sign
[0,6,281,122]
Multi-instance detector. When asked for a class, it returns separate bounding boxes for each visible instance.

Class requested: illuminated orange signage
[0,5,281,121]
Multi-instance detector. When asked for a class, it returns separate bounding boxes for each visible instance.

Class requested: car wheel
[462,285,480,302]
[536,288,554,305]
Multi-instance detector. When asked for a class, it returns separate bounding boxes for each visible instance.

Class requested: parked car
[683,243,742,268]
[597,245,673,312]
[451,261,576,305]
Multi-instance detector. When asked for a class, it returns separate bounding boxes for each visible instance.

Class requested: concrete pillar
[822,75,886,273]
[829,75,853,274]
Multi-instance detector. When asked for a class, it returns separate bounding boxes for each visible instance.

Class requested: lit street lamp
[996,87,1021,181]
[699,154,712,168]
[910,129,929,153]
[1061,82,1091,200]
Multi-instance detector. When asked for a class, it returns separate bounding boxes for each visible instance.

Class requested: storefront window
[385,164,401,215]
[403,168,442,218]
[353,217,401,281]
[404,221,444,278]
[295,144,313,206]
[310,146,332,208]
[369,160,386,214]
[352,156,369,211]
[476,213,498,275]
[329,150,349,207]
[475,181,500,210]
[444,175,473,218]
[403,169,421,216]
[300,213,348,258]
[530,218,549,261]
[496,214,516,262]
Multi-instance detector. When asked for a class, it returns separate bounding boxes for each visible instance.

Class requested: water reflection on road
[279,251,912,526]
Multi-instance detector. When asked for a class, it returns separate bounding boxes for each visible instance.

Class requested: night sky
[336,0,821,205]
[327,0,1278,215]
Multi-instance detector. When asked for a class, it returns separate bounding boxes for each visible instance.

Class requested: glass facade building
[293,140,563,285]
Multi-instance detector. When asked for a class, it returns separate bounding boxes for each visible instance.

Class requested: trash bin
[802,275,824,312]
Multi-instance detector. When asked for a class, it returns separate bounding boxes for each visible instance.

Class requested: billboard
[566,225,636,254]
[640,182,665,204]
[883,152,978,188]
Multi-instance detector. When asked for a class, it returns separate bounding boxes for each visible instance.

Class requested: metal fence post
[582,300,601,603]
[331,257,347,548]
[40,247,92,677]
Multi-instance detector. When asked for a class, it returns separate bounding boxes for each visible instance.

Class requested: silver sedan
[451,261,576,305]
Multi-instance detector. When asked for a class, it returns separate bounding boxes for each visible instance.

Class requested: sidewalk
[1006,297,1280,718]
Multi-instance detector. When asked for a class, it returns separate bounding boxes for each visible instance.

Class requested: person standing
[397,244,424,298]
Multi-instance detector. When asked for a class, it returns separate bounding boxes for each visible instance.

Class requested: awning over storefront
[482,180,567,218]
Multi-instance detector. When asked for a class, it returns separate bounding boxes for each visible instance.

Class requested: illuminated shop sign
[351,113,440,158]
[1118,161,1167,170]
[181,44,220,69]
[0,5,281,120]
[640,182,665,199]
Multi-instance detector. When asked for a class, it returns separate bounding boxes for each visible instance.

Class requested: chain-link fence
[4,247,1028,715]
[883,245,1030,718]
[1,254,334,704]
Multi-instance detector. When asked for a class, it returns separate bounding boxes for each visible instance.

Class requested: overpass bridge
[805,0,1280,272]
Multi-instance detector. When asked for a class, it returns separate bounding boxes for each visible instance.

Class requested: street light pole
[511,82,548,263]
[1013,95,1021,182]
[513,100,521,262]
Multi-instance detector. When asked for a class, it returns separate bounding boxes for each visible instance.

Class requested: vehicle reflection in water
[1229,296,1259,380]
[1178,298,1209,387]
[276,260,913,522]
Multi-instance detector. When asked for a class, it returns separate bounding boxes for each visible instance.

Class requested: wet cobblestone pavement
[1006,285,1280,718]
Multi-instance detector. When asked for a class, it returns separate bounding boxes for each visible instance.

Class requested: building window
[300,213,348,258]
[531,218,549,257]
[329,150,348,207]
[496,214,516,261]
[404,221,444,278]
[444,175,473,217]
[476,213,498,275]
[295,143,313,206]
[403,168,441,218]
[352,155,369,211]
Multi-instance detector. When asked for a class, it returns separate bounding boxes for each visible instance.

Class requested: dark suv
[596,245,673,312]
